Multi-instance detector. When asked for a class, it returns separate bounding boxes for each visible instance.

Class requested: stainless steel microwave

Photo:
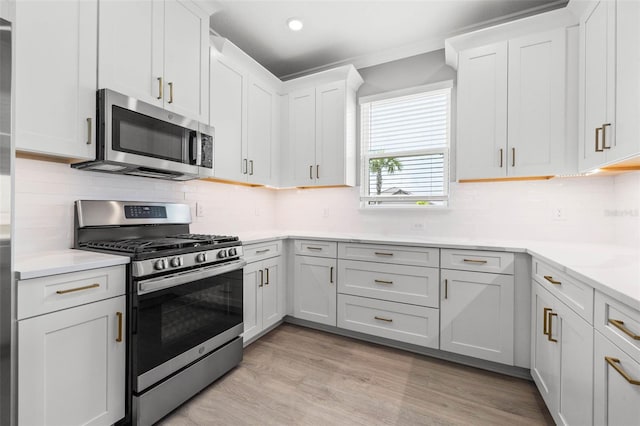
[72,89,213,181]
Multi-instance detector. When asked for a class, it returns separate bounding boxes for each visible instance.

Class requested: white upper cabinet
[283,65,363,188]
[209,39,280,186]
[99,0,209,122]
[456,27,574,180]
[579,0,640,171]
[15,0,97,160]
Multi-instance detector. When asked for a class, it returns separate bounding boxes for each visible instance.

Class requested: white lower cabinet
[531,282,593,426]
[293,255,337,326]
[18,295,126,426]
[243,255,283,343]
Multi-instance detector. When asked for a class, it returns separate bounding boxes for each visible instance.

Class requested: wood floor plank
[158,324,554,426]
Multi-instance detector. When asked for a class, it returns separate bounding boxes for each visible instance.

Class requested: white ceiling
[209,0,568,79]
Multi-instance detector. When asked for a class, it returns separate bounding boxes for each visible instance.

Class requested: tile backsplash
[15,158,640,255]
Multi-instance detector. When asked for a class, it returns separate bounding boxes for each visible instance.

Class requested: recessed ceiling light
[287,18,303,31]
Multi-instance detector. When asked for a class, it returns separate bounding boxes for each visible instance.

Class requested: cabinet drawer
[338,242,439,267]
[243,240,282,263]
[18,265,126,319]
[337,260,439,308]
[595,291,640,362]
[337,294,439,348]
[441,249,514,274]
[294,239,337,258]
[532,258,594,324]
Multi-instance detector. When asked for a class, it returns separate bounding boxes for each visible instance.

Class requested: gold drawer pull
[595,127,603,152]
[259,269,264,288]
[116,312,123,343]
[548,312,558,342]
[602,123,611,149]
[374,279,393,285]
[157,77,163,99]
[463,259,487,264]
[609,319,640,340]
[544,275,561,285]
[605,357,640,385]
[543,307,553,336]
[255,249,271,254]
[306,246,322,251]
[374,316,393,323]
[264,268,270,286]
[374,252,394,256]
[168,81,174,103]
[56,283,100,295]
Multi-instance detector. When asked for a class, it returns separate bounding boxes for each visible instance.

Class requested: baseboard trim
[283,316,533,381]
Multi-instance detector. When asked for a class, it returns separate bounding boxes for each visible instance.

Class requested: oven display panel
[125,205,167,219]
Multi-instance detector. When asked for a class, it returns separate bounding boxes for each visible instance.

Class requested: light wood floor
[158,324,554,426]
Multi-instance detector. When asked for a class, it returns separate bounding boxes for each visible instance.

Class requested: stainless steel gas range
[74,200,245,426]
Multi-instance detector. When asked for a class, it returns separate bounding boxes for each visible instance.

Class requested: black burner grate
[80,234,239,254]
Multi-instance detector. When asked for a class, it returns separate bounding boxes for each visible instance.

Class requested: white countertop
[15,249,130,280]
[241,231,640,310]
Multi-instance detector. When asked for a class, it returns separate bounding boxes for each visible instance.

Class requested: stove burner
[80,234,240,255]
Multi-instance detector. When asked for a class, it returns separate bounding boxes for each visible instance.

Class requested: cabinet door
[290,88,316,185]
[594,331,640,426]
[210,57,246,182]
[98,0,163,107]
[163,0,208,121]
[243,262,263,343]
[294,255,336,326]
[508,29,566,177]
[612,0,640,163]
[315,81,346,186]
[580,0,616,170]
[262,257,282,329]
[555,298,594,426]
[457,42,508,180]
[440,269,514,364]
[531,283,560,414]
[15,0,96,160]
[18,296,125,426]
[247,78,274,184]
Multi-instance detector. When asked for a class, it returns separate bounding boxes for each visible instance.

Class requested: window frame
[359,80,453,209]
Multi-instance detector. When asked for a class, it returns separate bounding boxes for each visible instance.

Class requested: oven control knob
[170,257,183,268]
[196,253,207,263]
[217,249,227,259]
[228,248,237,257]
[154,259,167,270]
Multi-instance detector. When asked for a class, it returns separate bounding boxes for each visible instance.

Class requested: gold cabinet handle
[605,357,640,385]
[157,77,163,100]
[444,278,448,299]
[548,312,558,342]
[544,275,561,285]
[309,165,313,180]
[374,279,393,285]
[543,307,552,336]
[316,164,320,179]
[243,158,248,174]
[168,82,174,103]
[374,316,393,323]
[307,246,322,251]
[330,266,334,284]
[116,312,123,343]
[512,147,515,167]
[374,252,394,256]
[56,283,100,295]
[249,160,254,176]
[595,127,604,152]
[609,319,640,340]
[499,148,503,168]
[259,269,263,287]
[463,259,487,264]
[602,123,612,149]
[264,268,269,286]
[255,248,270,254]
[86,118,92,145]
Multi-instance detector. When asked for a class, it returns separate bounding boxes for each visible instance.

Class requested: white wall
[612,171,640,248]
[14,158,278,255]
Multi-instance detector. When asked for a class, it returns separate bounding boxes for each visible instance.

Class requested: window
[360,81,452,207]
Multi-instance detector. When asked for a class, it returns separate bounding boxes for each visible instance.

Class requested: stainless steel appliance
[74,200,244,426]
[0,16,15,426]
[72,89,214,181]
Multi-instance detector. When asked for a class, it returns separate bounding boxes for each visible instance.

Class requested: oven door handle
[137,259,247,296]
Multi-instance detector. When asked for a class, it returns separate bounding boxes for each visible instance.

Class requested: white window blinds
[360,83,451,207]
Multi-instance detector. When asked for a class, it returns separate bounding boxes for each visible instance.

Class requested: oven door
[132,259,245,393]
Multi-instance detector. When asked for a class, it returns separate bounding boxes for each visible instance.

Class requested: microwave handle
[189,131,199,165]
